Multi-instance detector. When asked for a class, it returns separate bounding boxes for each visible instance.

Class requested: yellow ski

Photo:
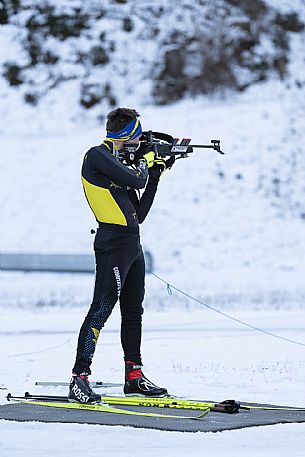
[25,400,209,420]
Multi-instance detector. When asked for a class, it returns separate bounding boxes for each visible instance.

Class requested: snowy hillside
[0,0,304,122]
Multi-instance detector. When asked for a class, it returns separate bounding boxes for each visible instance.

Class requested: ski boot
[124,361,168,397]
[68,374,101,403]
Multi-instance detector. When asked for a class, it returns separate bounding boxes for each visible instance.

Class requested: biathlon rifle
[121,130,225,165]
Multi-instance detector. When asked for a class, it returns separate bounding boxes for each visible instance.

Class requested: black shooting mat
[1,402,305,432]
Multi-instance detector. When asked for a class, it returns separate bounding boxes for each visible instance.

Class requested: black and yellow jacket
[81,141,159,227]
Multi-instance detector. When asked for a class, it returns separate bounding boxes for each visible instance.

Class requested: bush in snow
[0,0,303,114]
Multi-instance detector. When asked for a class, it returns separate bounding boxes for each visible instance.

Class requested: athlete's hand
[148,157,166,180]
[142,150,155,168]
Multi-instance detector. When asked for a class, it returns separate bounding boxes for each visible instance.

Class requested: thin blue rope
[151,272,305,348]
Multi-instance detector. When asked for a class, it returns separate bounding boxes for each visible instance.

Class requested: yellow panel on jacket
[82,177,127,226]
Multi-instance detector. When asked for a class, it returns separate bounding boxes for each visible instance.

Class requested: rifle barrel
[188,145,224,154]
[188,145,215,148]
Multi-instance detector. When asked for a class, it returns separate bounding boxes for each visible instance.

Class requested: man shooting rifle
[69,108,172,402]
[69,107,223,403]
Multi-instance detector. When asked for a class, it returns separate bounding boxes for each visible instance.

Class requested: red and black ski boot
[124,361,168,397]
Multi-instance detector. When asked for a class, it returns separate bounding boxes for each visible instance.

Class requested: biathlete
[69,108,174,402]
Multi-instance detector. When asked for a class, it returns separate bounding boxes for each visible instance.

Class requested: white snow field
[0,307,305,456]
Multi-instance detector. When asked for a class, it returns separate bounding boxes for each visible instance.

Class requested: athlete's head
[106,108,142,144]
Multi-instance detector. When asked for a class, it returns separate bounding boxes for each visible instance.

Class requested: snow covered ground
[1,307,305,456]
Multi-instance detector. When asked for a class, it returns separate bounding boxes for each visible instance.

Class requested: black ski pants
[73,224,145,375]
